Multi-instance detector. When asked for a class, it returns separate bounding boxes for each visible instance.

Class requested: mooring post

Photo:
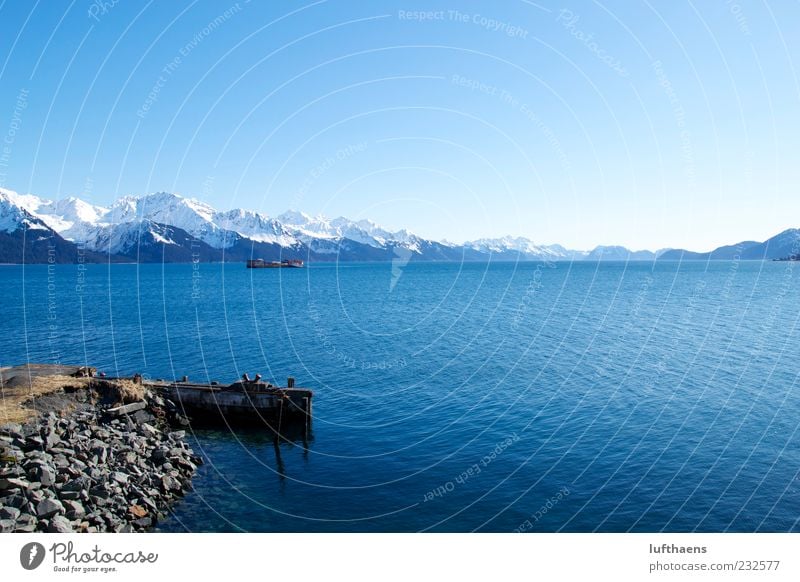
[287,376,295,388]
[302,396,310,441]
[273,435,285,478]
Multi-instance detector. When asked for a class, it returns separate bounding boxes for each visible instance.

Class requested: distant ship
[246,258,304,268]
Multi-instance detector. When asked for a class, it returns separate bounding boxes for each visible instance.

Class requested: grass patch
[0,375,144,425]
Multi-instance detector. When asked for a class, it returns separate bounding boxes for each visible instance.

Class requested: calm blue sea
[1,260,799,532]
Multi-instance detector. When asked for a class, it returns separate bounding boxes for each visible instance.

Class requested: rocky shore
[0,380,201,533]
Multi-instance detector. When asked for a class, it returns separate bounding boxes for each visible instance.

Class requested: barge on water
[246,258,304,268]
[145,374,312,427]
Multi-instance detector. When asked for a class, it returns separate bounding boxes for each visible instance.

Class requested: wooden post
[273,435,285,477]
[287,376,295,388]
[302,397,310,441]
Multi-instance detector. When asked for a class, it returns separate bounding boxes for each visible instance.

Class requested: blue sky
[0,1,798,251]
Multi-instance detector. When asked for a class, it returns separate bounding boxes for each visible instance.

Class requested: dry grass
[0,375,144,425]
[103,378,145,404]
[0,375,91,425]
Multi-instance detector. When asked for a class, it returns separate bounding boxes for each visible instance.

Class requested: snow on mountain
[280,210,422,251]
[0,187,676,262]
[464,236,577,259]
[584,245,656,261]
[214,208,299,246]
[79,220,170,254]
[104,192,236,248]
[35,197,109,241]
[0,188,52,232]
[277,210,339,241]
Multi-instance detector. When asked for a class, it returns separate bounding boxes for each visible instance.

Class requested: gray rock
[105,401,146,417]
[62,476,90,492]
[37,465,56,487]
[141,423,160,437]
[0,519,14,533]
[132,410,154,424]
[63,500,86,519]
[36,498,64,518]
[140,496,158,511]
[2,493,26,508]
[91,447,108,464]
[89,484,110,498]
[0,506,20,520]
[0,477,28,490]
[177,458,197,472]
[0,461,22,474]
[0,423,23,438]
[151,448,169,464]
[47,515,73,533]
[161,475,180,492]
[45,431,61,448]
[111,472,128,484]
[14,513,36,532]
[25,435,45,449]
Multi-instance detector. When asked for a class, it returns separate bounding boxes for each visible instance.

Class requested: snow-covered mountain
[277,210,422,251]
[0,188,113,263]
[0,188,438,261]
[0,188,52,233]
[18,185,782,265]
[584,245,658,261]
[464,236,583,260]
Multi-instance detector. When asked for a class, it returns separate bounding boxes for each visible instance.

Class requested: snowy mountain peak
[277,209,315,225]
[464,236,576,259]
[108,192,215,222]
[0,188,50,233]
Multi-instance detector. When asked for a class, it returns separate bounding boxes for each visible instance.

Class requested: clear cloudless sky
[0,0,798,251]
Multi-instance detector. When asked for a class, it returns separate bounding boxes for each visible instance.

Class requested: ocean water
[1,259,799,532]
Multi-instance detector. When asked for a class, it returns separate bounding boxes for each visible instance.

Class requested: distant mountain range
[1,187,798,264]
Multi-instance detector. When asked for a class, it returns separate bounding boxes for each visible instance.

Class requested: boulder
[1,493,26,508]
[63,500,86,519]
[36,498,64,519]
[0,506,20,521]
[0,477,28,490]
[0,423,24,438]
[36,465,56,487]
[14,513,37,532]
[46,515,73,533]
[111,472,129,484]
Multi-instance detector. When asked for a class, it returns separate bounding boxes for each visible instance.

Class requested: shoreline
[0,370,200,533]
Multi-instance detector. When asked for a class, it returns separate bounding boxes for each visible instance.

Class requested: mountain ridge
[1,187,797,264]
